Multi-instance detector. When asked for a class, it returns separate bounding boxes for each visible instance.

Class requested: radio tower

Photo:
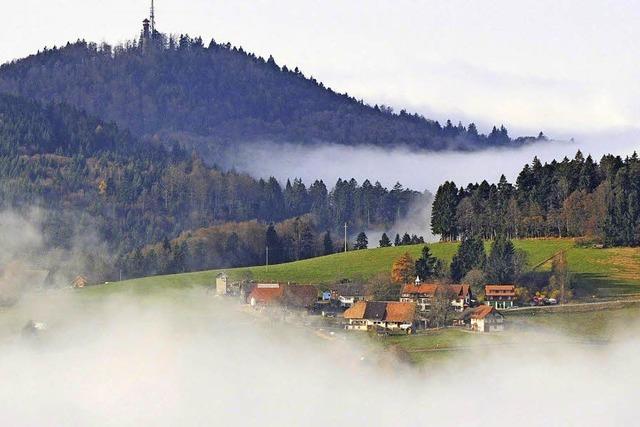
[150,0,156,35]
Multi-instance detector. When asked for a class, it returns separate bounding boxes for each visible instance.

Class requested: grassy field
[106,238,640,298]
[379,303,640,363]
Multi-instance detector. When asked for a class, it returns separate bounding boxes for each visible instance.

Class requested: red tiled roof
[384,302,416,323]
[249,286,284,304]
[471,305,499,319]
[344,301,367,319]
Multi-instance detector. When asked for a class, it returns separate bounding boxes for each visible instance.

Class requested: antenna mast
[150,0,156,34]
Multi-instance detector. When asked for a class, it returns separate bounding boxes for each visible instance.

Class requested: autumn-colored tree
[549,251,572,303]
[391,252,416,284]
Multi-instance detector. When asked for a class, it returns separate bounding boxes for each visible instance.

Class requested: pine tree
[401,233,412,245]
[450,236,486,282]
[394,233,401,246]
[485,236,517,283]
[323,231,334,255]
[265,224,283,264]
[415,246,440,280]
[354,232,368,250]
[379,232,392,248]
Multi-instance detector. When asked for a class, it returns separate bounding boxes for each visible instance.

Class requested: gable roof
[485,284,516,297]
[450,284,471,298]
[364,301,387,321]
[330,283,368,297]
[249,287,284,304]
[384,302,416,323]
[471,305,502,319]
[401,283,440,296]
[344,301,416,323]
[344,301,367,319]
[402,283,470,298]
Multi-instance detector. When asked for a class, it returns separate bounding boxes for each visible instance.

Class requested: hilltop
[0,35,545,158]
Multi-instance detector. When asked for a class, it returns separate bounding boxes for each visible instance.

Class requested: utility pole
[344,223,348,253]
[266,246,269,269]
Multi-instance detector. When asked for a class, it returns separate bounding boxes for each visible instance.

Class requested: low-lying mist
[0,289,638,426]
[219,128,640,193]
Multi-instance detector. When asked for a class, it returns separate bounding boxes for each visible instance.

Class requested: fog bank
[221,128,640,192]
[0,290,638,426]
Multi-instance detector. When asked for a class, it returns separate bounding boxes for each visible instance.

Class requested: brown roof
[344,301,367,319]
[283,285,318,308]
[401,283,440,296]
[402,283,470,298]
[249,287,284,304]
[485,284,516,297]
[384,302,416,323]
[471,305,501,319]
[450,284,471,298]
[344,301,416,323]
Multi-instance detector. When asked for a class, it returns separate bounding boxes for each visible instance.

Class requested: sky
[1,0,639,137]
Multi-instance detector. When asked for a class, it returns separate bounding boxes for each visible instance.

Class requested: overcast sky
[1,0,639,137]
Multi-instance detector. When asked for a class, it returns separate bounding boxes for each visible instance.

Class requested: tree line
[0,93,423,280]
[431,151,640,246]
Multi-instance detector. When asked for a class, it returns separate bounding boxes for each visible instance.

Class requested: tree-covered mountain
[431,151,640,247]
[0,93,424,280]
[0,35,544,158]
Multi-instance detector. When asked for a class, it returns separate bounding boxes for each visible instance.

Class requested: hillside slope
[0,37,543,155]
[105,239,640,298]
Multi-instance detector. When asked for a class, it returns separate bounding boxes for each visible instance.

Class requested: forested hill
[0,37,544,154]
[0,93,424,280]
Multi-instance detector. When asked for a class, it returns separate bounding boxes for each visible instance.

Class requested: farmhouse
[330,283,369,308]
[344,301,416,332]
[248,283,318,310]
[485,284,516,309]
[470,305,505,332]
[400,279,472,312]
[248,285,285,307]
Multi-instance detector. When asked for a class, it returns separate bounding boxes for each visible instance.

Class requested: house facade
[344,301,416,332]
[470,305,505,332]
[400,281,472,313]
[485,284,516,309]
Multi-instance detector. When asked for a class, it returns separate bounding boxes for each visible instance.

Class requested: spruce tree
[394,233,401,246]
[379,233,392,248]
[354,232,368,250]
[450,236,486,282]
[323,231,334,255]
[415,246,439,280]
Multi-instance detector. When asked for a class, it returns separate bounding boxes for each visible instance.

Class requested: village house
[400,279,472,313]
[330,283,369,308]
[469,305,505,332]
[485,284,516,309]
[344,301,416,333]
[247,283,318,310]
